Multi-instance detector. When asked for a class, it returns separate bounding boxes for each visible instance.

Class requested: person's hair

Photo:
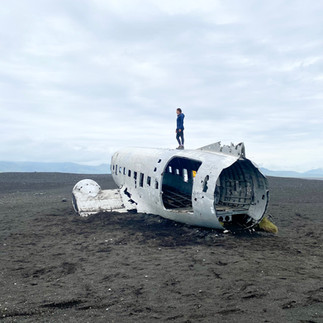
[177,108,182,113]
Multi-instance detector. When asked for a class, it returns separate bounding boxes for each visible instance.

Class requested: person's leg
[178,131,184,146]
[176,132,181,145]
[181,131,184,146]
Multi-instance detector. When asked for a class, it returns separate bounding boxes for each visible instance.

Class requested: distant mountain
[303,168,323,177]
[261,167,323,179]
[1,161,322,178]
[0,161,110,174]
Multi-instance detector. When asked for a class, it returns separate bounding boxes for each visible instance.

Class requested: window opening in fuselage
[134,171,137,187]
[128,170,131,177]
[203,175,209,192]
[123,167,126,175]
[162,157,202,210]
[139,173,144,187]
[115,165,118,175]
[147,176,151,186]
[183,169,188,182]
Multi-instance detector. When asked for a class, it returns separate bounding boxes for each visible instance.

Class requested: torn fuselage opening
[162,157,202,210]
[215,159,267,229]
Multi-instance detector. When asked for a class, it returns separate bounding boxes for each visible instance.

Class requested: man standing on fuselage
[176,108,185,149]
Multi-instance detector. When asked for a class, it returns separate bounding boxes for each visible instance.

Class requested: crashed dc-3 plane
[72,142,269,231]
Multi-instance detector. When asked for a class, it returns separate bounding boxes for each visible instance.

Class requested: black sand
[0,173,322,322]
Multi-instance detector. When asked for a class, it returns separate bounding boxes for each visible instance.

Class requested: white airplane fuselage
[108,144,269,230]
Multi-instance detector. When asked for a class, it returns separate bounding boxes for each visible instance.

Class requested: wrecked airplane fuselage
[72,143,269,230]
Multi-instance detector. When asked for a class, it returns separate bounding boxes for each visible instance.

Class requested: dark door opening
[162,157,202,210]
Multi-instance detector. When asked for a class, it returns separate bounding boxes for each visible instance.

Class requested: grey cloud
[0,0,322,170]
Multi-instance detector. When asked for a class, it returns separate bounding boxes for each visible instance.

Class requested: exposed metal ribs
[217,161,253,208]
[162,185,192,209]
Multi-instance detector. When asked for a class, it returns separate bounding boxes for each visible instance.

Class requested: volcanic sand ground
[0,173,322,322]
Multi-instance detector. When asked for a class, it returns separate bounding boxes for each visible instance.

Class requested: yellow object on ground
[258,217,278,234]
[192,170,197,178]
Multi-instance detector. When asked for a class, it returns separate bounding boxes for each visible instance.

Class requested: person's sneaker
[176,146,181,150]
[180,145,184,150]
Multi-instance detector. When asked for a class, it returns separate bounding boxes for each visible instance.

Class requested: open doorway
[162,157,202,210]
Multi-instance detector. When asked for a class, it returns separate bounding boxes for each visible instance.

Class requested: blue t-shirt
[177,113,185,130]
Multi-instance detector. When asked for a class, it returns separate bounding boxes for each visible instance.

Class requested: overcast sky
[1,0,322,171]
